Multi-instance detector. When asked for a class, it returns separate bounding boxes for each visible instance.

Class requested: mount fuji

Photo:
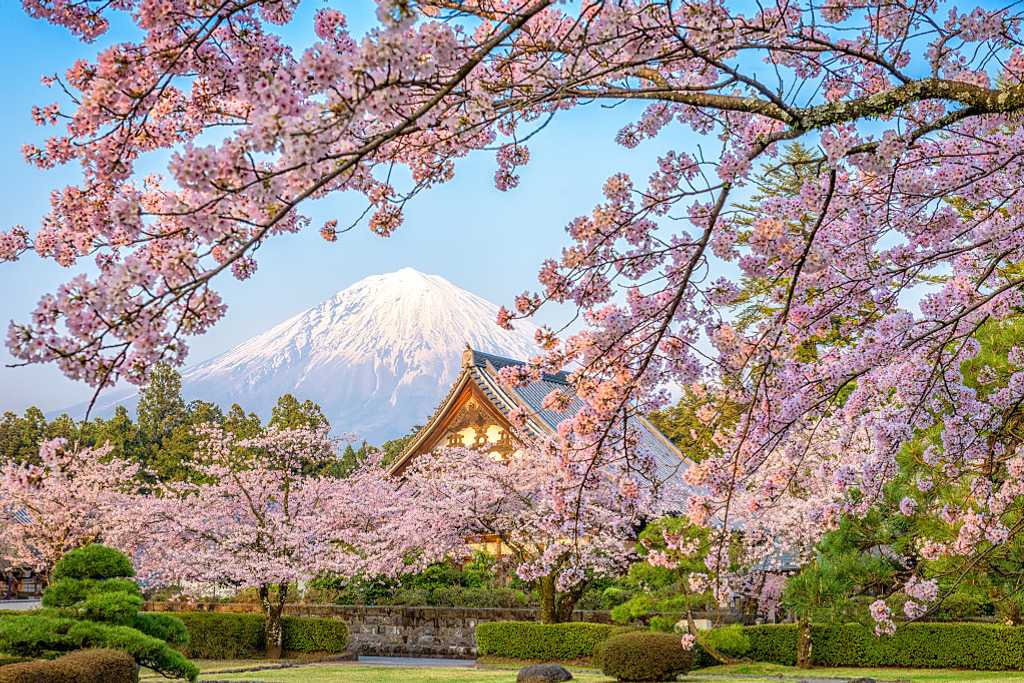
[82,268,542,443]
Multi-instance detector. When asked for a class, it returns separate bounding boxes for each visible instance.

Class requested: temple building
[389,345,687,484]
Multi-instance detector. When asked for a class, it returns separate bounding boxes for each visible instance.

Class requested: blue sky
[0,2,703,414]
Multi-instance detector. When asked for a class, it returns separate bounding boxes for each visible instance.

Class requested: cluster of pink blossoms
[6,0,1024,630]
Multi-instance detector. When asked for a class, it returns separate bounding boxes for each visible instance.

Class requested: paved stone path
[0,599,40,611]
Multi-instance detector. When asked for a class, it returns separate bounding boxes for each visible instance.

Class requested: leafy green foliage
[742,624,799,666]
[610,517,720,628]
[167,612,349,659]
[701,625,750,659]
[41,579,139,609]
[2,545,195,681]
[171,612,264,659]
[52,545,135,581]
[76,593,145,626]
[269,394,328,430]
[0,648,136,683]
[129,613,188,647]
[475,621,626,661]
[378,430,419,469]
[282,616,349,653]
[0,614,197,680]
[599,632,693,681]
[310,553,535,607]
[387,586,532,608]
[729,622,1024,669]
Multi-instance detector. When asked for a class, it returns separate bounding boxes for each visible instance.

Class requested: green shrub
[0,648,136,683]
[76,592,145,626]
[935,592,993,620]
[810,622,1024,670]
[743,624,798,666]
[52,545,134,581]
[385,586,532,608]
[12,545,195,681]
[170,612,264,659]
[0,614,196,681]
[129,613,188,647]
[647,614,682,633]
[701,625,750,659]
[732,622,1024,670]
[42,578,140,609]
[600,632,693,681]
[167,612,348,658]
[591,627,640,669]
[475,621,625,661]
[282,616,348,653]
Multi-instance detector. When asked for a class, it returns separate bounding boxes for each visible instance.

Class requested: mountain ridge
[73,268,541,442]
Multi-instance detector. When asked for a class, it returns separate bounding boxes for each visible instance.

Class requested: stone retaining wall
[146,602,612,658]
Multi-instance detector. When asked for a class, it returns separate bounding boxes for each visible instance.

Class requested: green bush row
[166,612,348,659]
[475,621,633,661]
[704,622,1024,670]
[0,648,136,683]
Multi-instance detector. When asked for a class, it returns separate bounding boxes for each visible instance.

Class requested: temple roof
[391,346,690,489]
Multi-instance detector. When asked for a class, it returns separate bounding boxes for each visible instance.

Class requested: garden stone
[516,663,573,682]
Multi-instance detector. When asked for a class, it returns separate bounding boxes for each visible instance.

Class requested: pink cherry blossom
[0,438,142,575]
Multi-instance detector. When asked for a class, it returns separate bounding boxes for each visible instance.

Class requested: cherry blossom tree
[8,0,1024,596]
[116,426,413,658]
[0,438,141,579]
[397,443,662,623]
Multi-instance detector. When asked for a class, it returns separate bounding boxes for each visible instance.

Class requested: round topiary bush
[600,632,693,682]
[52,544,135,581]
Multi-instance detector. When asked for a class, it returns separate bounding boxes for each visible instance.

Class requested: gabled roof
[390,346,690,488]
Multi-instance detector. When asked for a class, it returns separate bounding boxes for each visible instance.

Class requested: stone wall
[146,602,612,658]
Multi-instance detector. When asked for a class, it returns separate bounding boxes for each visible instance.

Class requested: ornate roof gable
[389,345,688,487]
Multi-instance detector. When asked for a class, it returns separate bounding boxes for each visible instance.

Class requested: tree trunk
[259,583,288,658]
[538,574,557,624]
[796,617,812,669]
[555,583,585,623]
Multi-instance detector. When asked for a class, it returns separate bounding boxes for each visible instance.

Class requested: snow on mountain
[80,268,541,443]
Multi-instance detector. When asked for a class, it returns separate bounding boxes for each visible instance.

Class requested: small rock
[516,663,574,683]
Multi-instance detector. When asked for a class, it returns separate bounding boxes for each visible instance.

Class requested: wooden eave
[389,371,513,475]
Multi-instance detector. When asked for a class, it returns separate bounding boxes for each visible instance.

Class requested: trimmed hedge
[726,622,1024,671]
[282,616,350,654]
[600,632,692,681]
[813,622,1024,670]
[0,648,136,683]
[166,612,349,659]
[743,624,798,666]
[171,613,263,659]
[475,621,630,661]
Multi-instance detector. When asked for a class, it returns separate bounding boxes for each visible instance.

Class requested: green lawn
[140,658,1024,682]
[700,662,1024,682]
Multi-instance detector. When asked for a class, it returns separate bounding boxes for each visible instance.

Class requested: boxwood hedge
[720,622,1024,670]
[475,621,632,661]
[165,612,348,659]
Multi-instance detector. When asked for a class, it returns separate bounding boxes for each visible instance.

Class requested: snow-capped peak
[171,268,540,442]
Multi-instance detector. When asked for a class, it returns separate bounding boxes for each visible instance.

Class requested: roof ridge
[469,348,572,385]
